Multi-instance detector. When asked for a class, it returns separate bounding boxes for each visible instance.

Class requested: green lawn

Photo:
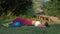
[0,24,60,34]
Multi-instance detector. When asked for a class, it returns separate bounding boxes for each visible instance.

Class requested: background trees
[44,0,60,18]
[0,0,34,17]
[0,0,60,18]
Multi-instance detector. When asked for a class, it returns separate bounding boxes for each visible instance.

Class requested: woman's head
[42,21,49,27]
[44,22,49,27]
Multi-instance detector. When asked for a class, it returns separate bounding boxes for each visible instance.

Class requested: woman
[9,17,49,28]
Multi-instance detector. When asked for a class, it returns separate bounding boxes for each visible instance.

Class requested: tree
[44,0,60,18]
[0,0,34,17]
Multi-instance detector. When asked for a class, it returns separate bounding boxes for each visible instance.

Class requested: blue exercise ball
[11,21,22,27]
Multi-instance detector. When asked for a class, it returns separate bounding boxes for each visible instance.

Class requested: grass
[0,16,60,34]
[0,24,60,34]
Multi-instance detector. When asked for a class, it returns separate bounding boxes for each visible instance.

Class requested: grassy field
[0,24,60,34]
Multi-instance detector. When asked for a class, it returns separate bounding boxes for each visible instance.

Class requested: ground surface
[0,24,60,34]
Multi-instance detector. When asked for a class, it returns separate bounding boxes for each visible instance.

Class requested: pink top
[13,18,32,26]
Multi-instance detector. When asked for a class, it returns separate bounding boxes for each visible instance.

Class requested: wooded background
[0,0,60,18]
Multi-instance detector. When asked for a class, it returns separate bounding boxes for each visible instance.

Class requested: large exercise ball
[11,21,22,27]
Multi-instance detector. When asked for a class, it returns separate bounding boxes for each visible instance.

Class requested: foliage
[44,0,60,18]
[0,0,34,17]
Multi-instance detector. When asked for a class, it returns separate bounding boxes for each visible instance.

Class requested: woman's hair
[45,22,50,27]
